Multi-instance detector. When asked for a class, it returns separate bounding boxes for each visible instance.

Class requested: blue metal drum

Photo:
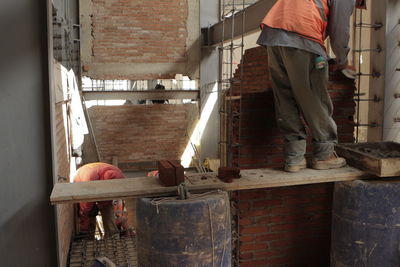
[136,191,231,267]
[331,179,400,267]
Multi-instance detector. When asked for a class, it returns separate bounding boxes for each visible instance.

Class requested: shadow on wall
[0,200,57,266]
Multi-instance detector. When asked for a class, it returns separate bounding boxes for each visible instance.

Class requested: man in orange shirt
[257,0,356,172]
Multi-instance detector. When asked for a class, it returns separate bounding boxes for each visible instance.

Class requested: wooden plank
[50,166,371,205]
[189,166,371,191]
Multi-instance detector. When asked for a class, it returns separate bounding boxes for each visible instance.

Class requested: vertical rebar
[355,8,363,142]
[219,0,227,167]
[227,0,235,167]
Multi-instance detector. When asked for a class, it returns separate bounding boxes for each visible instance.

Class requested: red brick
[240,226,269,234]
[253,249,282,258]
[257,214,312,225]
[284,197,312,205]
[270,187,305,197]
[239,201,250,211]
[239,253,254,260]
[240,243,268,252]
[270,223,299,232]
[240,209,272,217]
[239,190,267,200]
[240,235,256,243]
[158,160,175,186]
[239,259,269,267]
[239,218,252,226]
[255,233,286,243]
[253,199,283,208]
[269,206,299,215]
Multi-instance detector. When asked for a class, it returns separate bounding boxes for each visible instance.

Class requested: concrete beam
[81,62,189,80]
[82,90,200,101]
[202,0,276,46]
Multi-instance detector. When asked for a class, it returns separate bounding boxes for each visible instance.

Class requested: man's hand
[340,65,357,79]
[329,62,347,72]
[329,59,357,79]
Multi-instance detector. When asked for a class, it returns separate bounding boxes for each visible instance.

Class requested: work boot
[312,152,346,170]
[284,158,307,173]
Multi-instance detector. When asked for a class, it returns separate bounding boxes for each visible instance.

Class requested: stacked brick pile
[229,46,356,266]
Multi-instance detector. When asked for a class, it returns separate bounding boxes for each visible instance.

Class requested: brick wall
[55,102,75,267]
[88,104,197,169]
[231,47,356,168]
[81,0,200,80]
[238,184,333,267]
[91,0,187,64]
[230,46,356,266]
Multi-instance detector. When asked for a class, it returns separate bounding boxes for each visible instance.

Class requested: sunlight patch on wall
[181,82,218,167]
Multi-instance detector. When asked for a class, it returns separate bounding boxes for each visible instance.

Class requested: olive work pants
[266,46,338,165]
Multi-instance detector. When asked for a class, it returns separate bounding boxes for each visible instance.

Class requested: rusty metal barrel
[136,190,231,267]
[331,179,400,267]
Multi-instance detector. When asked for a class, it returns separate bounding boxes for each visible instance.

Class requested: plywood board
[51,166,370,205]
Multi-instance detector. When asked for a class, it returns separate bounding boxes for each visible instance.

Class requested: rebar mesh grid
[68,235,137,267]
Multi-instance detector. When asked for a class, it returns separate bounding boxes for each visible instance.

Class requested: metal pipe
[353,95,381,102]
[354,22,383,30]
[353,46,382,53]
[357,72,381,78]
[355,122,379,127]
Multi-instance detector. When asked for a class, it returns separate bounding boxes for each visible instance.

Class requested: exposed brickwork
[231,46,356,168]
[91,0,188,64]
[55,103,71,180]
[229,46,356,266]
[88,104,197,170]
[55,103,75,266]
[237,184,333,267]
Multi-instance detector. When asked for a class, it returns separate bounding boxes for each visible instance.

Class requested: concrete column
[200,0,220,162]
[382,0,400,142]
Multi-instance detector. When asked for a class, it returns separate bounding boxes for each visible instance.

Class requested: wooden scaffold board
[51,166,371,205]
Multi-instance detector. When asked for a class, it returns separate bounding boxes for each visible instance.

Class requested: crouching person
[74,162,127,238]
